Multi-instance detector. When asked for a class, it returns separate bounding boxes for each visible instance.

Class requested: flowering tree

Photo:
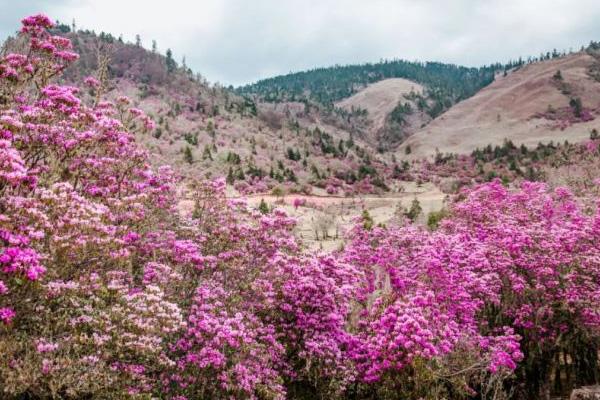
[171,180,361,399]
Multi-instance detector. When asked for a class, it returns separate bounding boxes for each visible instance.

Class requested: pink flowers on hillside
[0,13,598,400]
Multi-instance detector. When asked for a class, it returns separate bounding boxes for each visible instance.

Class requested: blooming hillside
[1,23,393,195]
[0,14,598,400]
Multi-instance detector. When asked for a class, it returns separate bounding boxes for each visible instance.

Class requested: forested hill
[237,59,498,117]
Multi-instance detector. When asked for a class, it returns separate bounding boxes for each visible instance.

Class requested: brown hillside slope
[336,78,424,132]
[335,78,430,148]
[400,52,600,158]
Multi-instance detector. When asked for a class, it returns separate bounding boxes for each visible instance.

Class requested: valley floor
[179,182,447,251]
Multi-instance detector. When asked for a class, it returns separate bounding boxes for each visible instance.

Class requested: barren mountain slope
[336,78,424,131]
[334,78,431,149]
[400,52,600,157]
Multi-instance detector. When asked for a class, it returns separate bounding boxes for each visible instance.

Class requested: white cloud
[2,0,600,86]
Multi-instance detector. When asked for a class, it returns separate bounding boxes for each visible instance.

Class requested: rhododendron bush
[341,180,600,398]
[0,15,361,399]
[0,13,598,400]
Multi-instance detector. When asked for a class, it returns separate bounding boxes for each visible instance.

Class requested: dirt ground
[178,181,446,251]
[238,182,446,251]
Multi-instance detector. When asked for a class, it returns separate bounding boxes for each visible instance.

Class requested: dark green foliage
[404,198,422,222]
[346,136,355,149]
[553,70,563,81]
[284,168,297,183]
[54,21,71,33]
[570,97,583,118]
[427,209,448,230]
[165,48,177,73]
[184,146,193,164]
[246,164,265,179]
[226,152,241,164]
[312,128,340,157]
[390,102,412,124]
[238,59,496,115]
[226,167,235,185]
[358,164,377,179]
[361,209,374,230]
[242,96,257,116]
[286,147,302,161]
[206,121,215,137]
[202,145,212,161]
[485,170,498,181]
[184,132,198,146]
[235,167,246,180]
[311,165,321,180]
[258,199,269,214]
[98,31,115,43]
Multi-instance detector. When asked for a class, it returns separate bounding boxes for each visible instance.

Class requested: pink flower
[0,307,15,324]
[84,76,101,88]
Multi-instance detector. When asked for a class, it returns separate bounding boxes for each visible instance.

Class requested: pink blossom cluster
[533,105,596,130]
[340,180,600,395]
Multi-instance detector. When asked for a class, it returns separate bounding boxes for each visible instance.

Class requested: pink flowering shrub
[532,105,596,130]
[341,180,600,398]
[292,197,306,208]
[0,14,183,397]
[0,13,598,400]
[170,180,361,399]
[326,184,338,195]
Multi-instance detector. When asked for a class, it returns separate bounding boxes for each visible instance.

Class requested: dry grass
[400,52,600,158]
[336,78,425,132]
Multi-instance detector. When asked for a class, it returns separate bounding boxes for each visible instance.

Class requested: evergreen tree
[226,167,235,185]
[361,209,374,230]
[570,97,583,118]
[553,70,563,81]
[202,145,212,161]
[166,48,176,73]
[258,199,269,214]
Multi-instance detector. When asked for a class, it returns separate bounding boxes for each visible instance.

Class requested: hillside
[400,51,600,158]
[236,58,509,152]
[238,59,496,111]
[0,26,393,194]
[335,78,431,148]
[3,20,596,193]
[2,12,600,400]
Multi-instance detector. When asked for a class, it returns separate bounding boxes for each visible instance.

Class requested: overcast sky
[2,0,600,86]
